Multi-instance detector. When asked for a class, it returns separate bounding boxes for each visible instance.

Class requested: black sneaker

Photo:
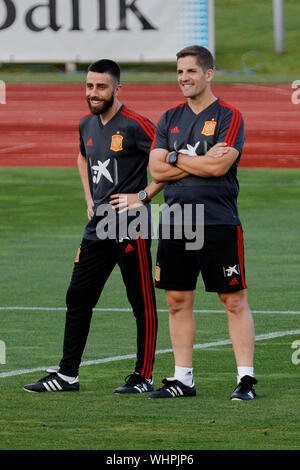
[231,375,257,401]
[148,378,196,399]
[114,373,154,394]
[23,371,79,393]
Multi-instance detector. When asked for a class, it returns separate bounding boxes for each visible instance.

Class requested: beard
[86,92,115,115]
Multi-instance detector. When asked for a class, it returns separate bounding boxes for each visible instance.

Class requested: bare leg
[218,289,255,367]
[166,290,196,367]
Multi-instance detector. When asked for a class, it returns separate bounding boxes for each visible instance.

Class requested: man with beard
[24,60,163,394]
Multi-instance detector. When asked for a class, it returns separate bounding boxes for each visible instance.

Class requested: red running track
[0,83,299,168]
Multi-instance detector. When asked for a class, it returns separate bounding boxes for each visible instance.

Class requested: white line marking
[0,143,36,154]
[0,306,300,314]
[233,84,291,96]
[1,329,299,379]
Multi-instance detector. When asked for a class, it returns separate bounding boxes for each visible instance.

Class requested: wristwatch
[138,190,151,204]
[167,151,178,166]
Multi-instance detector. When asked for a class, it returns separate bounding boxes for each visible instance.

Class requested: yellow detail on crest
[75,247,81,263]
[110,133,123,152]
[201,120,217,136]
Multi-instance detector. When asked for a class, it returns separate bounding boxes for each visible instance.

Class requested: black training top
[79,104,155,239]
[151,99,245,225]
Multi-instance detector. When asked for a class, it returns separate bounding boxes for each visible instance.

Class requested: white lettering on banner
[0,0,213,62]
[0,0,156,32]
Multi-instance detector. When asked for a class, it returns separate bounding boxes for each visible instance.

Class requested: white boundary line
[0,143,36,154]
[1,329,299,379]
[0,306,300,314]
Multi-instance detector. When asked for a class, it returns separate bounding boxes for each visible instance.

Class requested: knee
[66,284,96,310]
[166,291,194,316]
[219,291,248,315]
[66,284,83,307]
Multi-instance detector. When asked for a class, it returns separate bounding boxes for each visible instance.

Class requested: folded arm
[149,148,189,183]
[176,143,239,178]
[149,143,239,182]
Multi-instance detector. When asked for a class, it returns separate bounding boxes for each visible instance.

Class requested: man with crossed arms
[148,45,257,401]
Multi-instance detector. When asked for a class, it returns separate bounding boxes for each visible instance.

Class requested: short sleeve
[217,107,245,153]
[79,126,86,157]
[151,113,169,151]
[135,116,156,154]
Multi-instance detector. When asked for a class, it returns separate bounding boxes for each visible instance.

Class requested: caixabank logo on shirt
[223,265,240,278]
[91,159,113,184]
[223,264,241,286]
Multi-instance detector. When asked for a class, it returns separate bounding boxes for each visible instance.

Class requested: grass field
[0,167,300,451]
[1,0,299,456]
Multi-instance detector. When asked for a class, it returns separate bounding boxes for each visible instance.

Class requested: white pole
[273,0,285,54]
[0,340,5,365]
[208,0,215,58]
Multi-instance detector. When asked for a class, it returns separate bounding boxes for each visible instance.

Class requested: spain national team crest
[110,133,123,152]
[201,120,217,136]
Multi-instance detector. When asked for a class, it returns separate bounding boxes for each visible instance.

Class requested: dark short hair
[88,59,121,85]
[176,45,214,71]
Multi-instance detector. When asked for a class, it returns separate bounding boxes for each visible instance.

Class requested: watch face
[168,153,177,164]
[138,190,147,201]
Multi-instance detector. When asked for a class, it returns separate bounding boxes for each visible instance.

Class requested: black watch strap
[138,190,152,204]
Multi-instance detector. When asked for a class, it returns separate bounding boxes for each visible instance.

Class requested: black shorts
[154,225,247,293]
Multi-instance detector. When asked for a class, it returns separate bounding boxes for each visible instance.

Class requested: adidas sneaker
[23,371,79,393]
[148,378,196,399]
[114,373,154,394]
[231,375,257,401]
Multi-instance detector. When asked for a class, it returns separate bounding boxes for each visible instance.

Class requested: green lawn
[214,0,300,77]
[0,168,300,450]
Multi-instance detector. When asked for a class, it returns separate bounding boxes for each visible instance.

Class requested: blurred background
[0,0,299,83]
